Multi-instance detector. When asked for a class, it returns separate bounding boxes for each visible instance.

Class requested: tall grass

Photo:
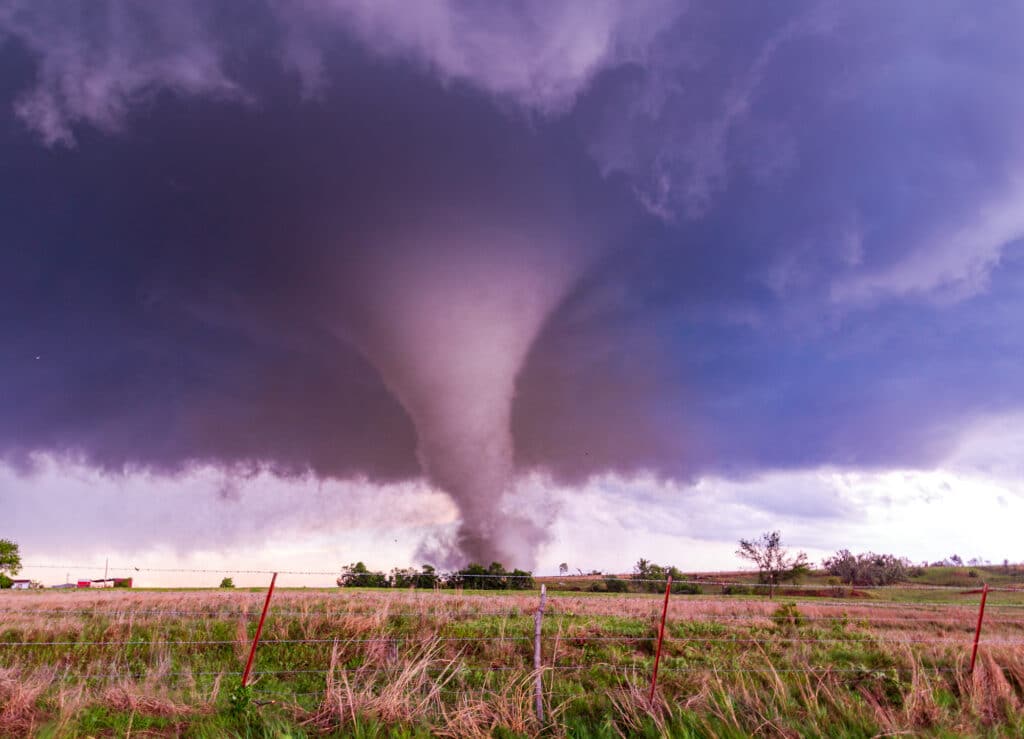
[2,588,1023,736]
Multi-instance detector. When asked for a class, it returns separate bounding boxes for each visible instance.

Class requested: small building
[72,578,132,588]
[11,579,30,590]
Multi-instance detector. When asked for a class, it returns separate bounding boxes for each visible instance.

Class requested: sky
[2,1,1024,586]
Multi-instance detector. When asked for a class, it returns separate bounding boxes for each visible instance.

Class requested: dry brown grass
[2,588,1024,735]
[0,666,50,736]
[300,638,553,737]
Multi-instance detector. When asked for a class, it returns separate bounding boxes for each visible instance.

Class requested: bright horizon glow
[10,413,1023,588]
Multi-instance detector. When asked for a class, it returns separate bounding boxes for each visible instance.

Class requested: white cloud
[830,181,1024,305]
[535,465,1024,573]
[3,455,457,586]
[278,0,681,114]
[1,1,245,146]
[7,452,1024,586]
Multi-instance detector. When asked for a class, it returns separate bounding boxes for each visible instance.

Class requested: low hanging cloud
[2,1,1024,568]
[0,1,246,146]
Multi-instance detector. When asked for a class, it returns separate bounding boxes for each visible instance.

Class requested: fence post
[649,574,672,704]
[241,572,277,687]
[969,582,989,674]
[534,583,547,722]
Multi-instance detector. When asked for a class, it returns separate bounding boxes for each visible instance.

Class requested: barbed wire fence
[2,566,1021,722]
[18,561,1024,591]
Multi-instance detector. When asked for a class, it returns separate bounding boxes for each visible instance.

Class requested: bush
[601,576,629,593]
[219,577,235,588]
[671,582,702,595]
[0,573,11,589]
[772,602,805,629]
[823,550,908,586]
[721,584,754,596]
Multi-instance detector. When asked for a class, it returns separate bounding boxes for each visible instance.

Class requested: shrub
[772,602,805,629]
[721,584,754,596]
[0,573,11,589]
[219,577,235,588]
[671,582,702,595]
[601,576,629,593]
[823,550,908,586]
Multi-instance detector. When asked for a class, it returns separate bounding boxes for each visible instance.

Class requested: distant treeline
[583,559,703,594]
[336,562,535,590]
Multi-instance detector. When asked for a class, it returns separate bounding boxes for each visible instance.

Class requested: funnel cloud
[3,2,1024,568]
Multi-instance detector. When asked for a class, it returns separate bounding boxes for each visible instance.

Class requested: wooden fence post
[649,575,672,704]
[534,583,547,722]
[969,583,989,674]
[241,572,277,687]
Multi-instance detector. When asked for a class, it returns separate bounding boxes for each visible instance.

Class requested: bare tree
[736,531,808,599]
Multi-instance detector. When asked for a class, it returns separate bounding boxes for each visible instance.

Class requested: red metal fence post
[969,582,989,674]
[241,572,277,687]
[649,574,672,704]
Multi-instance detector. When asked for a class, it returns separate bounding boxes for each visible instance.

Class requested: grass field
[3,575,1024,737]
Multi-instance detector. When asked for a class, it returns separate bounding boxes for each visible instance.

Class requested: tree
[0,539,21,576]
[736,531,808,599]
[219,577,235,588]
[415,564,439,589]
[450,562,534,590]
[337,561,389,588]
[559,562,569,576]
[632,558,692,594]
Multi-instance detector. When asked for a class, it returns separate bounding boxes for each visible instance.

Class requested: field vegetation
[3,573,1024,737]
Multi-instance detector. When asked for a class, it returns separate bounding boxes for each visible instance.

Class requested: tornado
[338,226,586,569]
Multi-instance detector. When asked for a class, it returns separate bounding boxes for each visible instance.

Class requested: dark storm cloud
[2,1,1023,565]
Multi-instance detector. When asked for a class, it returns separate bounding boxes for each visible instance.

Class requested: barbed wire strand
[2,606,1021,625]
[3,634,1023,648]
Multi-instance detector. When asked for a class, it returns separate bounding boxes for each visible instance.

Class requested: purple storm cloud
[1,1,1023,567]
